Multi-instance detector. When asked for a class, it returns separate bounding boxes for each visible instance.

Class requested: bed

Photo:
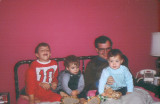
[14,55,160,104]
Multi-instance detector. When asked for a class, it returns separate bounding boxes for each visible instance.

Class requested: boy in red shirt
[25,42,61,104]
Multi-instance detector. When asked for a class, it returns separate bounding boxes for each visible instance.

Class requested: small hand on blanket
[103,86,122,99]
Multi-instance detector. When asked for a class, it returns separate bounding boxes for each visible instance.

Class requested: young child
[25,42,61,104]
[58,55,85,98]
[98,49,134,95]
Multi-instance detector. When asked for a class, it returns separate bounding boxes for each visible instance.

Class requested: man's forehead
[39,46,49,49]
[98,41,111,48]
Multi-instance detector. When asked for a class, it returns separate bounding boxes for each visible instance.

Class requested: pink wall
[0,0,159,103]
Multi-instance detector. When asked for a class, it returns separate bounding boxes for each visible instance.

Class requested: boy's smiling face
[36,46,51,62]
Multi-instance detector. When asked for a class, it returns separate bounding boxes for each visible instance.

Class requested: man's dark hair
[35,42,50,53]
[107,49,123,59]
[64,55,80,68]
[94,35,113,48]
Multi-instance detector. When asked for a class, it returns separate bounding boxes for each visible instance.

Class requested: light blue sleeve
[124,66,134,92]
[98,68,110,94]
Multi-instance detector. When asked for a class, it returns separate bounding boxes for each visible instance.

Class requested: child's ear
[35,53,39,58]
[96,48,99,53]
[120,59,124,64]
[66,67,69,71]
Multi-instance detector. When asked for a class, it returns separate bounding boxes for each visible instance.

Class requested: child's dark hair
[107,49,123,59]
[64,55,80,68]
[95,35,113,48]
[35,42,50,53]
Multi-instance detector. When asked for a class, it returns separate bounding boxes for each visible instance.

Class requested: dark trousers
[115,87,127,95]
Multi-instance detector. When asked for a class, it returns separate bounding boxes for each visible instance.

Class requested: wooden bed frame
[14,55,95,100]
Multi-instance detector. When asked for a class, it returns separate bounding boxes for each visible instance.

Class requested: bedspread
[101,87,160,104]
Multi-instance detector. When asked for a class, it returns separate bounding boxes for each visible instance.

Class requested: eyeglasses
[98,47,112,52]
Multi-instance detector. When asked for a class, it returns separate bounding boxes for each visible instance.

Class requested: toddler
[98,49,134,95]
[58,55,85,98]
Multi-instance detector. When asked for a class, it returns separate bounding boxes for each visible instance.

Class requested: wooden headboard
[14,55,96,100]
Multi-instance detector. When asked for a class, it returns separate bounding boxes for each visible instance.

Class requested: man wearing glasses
[83,35,128,97]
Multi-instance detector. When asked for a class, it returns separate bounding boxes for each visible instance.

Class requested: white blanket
[101,88,160,104]
[37,102,60,104]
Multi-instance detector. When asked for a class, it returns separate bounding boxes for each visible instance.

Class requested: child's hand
[29,101,35,104]
[71,90,79,97]
[60,91,69,97]
[101,92,107,96]
[29,95,35,104]
[39,83,50,90]
[34,97,40,103]
[51,82,57,90]
[107,76,115,85]
[29,99,40,104]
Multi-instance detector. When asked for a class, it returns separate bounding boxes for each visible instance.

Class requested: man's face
[96,41,112,60]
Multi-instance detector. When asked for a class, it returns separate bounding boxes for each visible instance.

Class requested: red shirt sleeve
[52,69,58,84]
[25,64,37,95]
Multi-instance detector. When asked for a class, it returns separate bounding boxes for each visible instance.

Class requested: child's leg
[115,87,127,95]
[60,91,69,97]
[17,95,41,104]
[17,95,29,104]
[37,91,62,102]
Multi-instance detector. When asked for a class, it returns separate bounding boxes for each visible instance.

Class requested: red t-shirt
[25,60,61,102]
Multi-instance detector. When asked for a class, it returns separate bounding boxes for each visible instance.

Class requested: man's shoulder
[90,56,99,61]
[88,56,101,64]
[87,56,108,66]
[86,56,99,68]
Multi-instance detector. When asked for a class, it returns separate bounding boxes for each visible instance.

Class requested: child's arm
[25,65,37,104]
[50,68,59,90]
[52,65,59,83]
[77,74,85,93]
[98,68,110,94]
[39,82,58,90]
[124,66,134,93]
[60,91,69,97]
[50,82,57,90]
[39,83,50,90]
[71,90,79,97]
[62,73,72,95]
